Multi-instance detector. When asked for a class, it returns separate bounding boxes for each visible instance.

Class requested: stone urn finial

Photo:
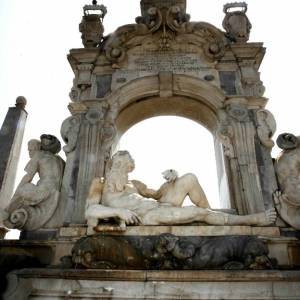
[222,2,252,43]
[79,1,107,48]
[15,96,27,110]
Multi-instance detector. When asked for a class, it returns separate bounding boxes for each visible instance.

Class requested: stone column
[229,109,265,214]
[0,97,27,239]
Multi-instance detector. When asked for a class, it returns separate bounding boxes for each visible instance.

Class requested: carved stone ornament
[273,133,300,229]
[85,108,105,124]
[104,5,226,63]
[15,96,27,110]
[256,109,276,149]
[3,135,65,230]
[239,65,265,97]
[60,115,81,154]
[166,5,191,33]
[216,110,235,158]
[70,234,275,270]
[69,88,79,102]
[222,2,252,43]
[226,104,249,122]
[79,1,107,48]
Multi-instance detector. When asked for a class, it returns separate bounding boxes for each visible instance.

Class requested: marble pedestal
[1,226,299,298]
[4,269,300,300]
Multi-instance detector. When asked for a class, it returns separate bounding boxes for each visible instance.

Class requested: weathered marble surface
[62,0,271,226]
[0,97,27,212]
[274,133,300,230]
[86,151,276,232]
[59,225,280,238]
[4,269,300,300]
[3,135,65,231]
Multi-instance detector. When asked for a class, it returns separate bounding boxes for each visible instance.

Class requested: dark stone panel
[96,74,112,98]
[20,229,58,241]
[69,234,275,270]
[280,228,300,240]
[219,71,237,95]
[0,108,23,188]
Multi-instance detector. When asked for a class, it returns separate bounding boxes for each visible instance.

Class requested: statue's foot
[255,208,277,226]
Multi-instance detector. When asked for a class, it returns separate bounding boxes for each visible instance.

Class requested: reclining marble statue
[85,151,277,229]
[2,135,65,230]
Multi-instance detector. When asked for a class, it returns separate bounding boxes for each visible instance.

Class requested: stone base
[58,225,281,238]
[4,269,300,299]
[0,227,299,268]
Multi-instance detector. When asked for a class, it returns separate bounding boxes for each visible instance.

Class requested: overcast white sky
[1,0,300,222]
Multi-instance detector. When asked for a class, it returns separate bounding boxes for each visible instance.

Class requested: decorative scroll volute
[104,3,227,64]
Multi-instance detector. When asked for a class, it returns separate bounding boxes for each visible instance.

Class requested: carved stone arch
[105,74,231,209]
[107,74,226,139]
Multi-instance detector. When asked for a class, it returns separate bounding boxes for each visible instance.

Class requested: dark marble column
[0,97,28,214]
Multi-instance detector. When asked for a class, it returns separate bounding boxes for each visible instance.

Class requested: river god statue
[85,151,276,230]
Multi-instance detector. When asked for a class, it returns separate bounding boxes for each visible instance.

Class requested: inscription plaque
[111,50,219,91]
[130,52,207,73]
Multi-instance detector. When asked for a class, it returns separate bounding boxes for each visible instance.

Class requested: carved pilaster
[238,61,265,97]
[60,115,83,225]
[71,103,117,224]
[217,100,267,214]
[253,109,278,211]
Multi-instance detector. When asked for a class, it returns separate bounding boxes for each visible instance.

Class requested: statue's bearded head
[111,151,135,173]
[105,151,135,193]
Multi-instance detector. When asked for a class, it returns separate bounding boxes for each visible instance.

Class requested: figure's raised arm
[132,180,162,200]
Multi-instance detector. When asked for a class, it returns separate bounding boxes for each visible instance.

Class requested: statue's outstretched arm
[86,178,141,227]
[132,180,161,200]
